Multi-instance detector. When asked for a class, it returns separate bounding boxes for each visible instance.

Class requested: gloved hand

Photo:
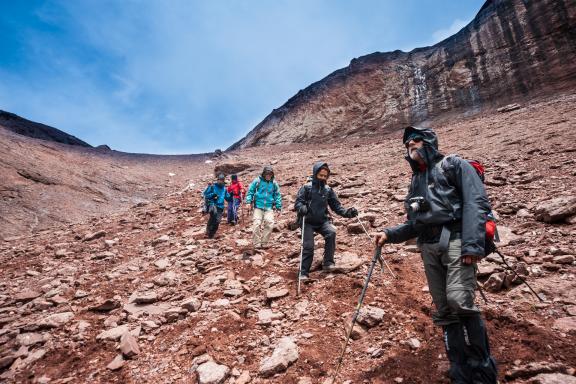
[346,207,358,218]
[298,205,308,215]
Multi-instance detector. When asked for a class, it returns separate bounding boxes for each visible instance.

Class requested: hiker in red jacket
[227,174,245,225]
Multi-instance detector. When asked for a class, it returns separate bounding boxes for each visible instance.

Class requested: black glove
[346,207,358,218]
[298,205,308,215]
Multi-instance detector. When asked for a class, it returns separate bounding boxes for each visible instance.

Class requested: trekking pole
[495,249,543,302]
[297,217,306,297]
[333,246,382,382]
[355,216,397,279]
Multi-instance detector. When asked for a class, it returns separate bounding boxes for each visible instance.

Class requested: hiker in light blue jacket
[245,165,282,249]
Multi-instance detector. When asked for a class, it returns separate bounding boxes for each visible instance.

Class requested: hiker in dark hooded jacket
[374,126,497,384]
[203,173,232,239]
[294,162,358,280]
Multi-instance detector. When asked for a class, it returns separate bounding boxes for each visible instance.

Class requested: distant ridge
[0,110,92,147]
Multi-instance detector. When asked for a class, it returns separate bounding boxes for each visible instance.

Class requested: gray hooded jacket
[384,126,491,257]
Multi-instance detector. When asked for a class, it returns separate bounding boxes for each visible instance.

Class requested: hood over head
[261,165,275,179]
[231,174,238,181]
[312,161,330,179]
[402,126,443,171]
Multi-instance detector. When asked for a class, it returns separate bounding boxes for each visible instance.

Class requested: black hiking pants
[206,207,223,238]
[300,221,336,276]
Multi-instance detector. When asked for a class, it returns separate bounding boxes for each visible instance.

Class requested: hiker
[294,161,358,280]
[374,126,497,383]
[245,165,282,249]
[227,174,245,225]
[202,173,231,239]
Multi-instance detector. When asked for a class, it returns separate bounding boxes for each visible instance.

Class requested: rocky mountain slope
[0,126,215,240]
[1,93,575,383]
[0,111,92,147]
[230,0,576,150]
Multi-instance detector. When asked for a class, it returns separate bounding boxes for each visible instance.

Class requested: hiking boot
[323,263,336,272]
[299,275,310,281]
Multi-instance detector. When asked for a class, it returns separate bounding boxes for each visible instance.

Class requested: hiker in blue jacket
[245,165,282,249]
[203,173,232,238]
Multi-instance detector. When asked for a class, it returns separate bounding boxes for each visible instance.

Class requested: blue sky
[0,0,484,154]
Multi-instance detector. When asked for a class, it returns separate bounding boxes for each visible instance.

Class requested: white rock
[196,361,230,384]
[39,312,74,328]
[259,337,299,377]
[97,325,129,341]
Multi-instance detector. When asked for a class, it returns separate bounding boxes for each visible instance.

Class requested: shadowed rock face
[229,0,576,149]
[0,110,92,147]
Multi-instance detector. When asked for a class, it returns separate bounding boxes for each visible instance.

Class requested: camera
[408,197,430,213]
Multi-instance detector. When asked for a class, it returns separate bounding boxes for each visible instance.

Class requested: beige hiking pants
[252,208,274,247]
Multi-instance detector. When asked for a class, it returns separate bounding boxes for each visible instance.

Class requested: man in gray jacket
[375,126,497,384]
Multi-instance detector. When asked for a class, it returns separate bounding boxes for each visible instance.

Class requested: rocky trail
[1,94,575,383]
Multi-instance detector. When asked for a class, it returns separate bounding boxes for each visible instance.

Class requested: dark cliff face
[229,0,576,150]
[0,110,92,147]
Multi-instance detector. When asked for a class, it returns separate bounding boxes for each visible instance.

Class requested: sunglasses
[404,136,423,145]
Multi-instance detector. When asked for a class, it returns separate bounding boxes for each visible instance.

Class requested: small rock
[406,338,421,349]
[14,289,42,303]
[357,306,385,328]
[484,272,505,292]
[131,291,158,304]
[120,331,140,358]
[553,255,574,265]
[266,288,289,300]
[257,309,285,325]
[196,360,230,384]
[529,373,576,384]
[39,312,74,328]
[106,354,125,370]
[259,337,299,377]
[552,317,576,333]
[154,258,170,270]
[83,230,107,242]
[182,297,201,312]
[90,298,121,312]
[16,332,45,347]
[97,325,130,341]
[152,235,170,245]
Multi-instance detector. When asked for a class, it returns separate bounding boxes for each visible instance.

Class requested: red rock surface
[230,0,576,150]
[0,94,575,383]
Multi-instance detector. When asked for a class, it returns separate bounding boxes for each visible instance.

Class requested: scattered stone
[477,264,500,278]
[266,288,289,300]
[106,354,125,370]
[552,317,576,333]
[83,230,107,242]
[529,373,576,384]
[236,370,251,384]
[357,306,385,328]
[182,297,201,312]
[484,272,505,292]
[152,235,170,245]
[259,337,299,377]
[553,255,574,265]
[130,291,158,304]
[406,338,421,350]
[54,249,68,258]
[90,298,121,312]
[120,331,140,358]
[257,309,285,325]
[154,258,170,270]
[74,290,90,299]
[16,332,45,347]
[97,325,130,341]
[497,103,521,113]
[14,289,42,303]
[39,312,74,328]
[123,302,171,317]
[505,362,568,380]
[347,223,364,234]
[534,196,576,223]
[196,360,230,384]
[154,271,178,287]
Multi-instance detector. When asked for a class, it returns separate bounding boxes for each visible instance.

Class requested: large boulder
[534,196,576,223]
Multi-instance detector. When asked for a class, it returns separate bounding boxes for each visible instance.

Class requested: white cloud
[431,18,468,44]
